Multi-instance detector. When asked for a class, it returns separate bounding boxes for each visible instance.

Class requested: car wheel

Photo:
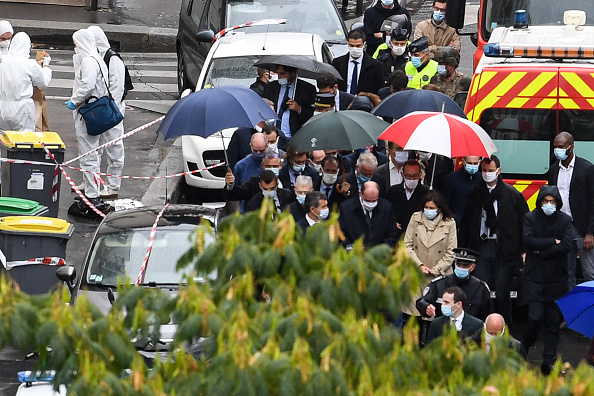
[177,50,192,97]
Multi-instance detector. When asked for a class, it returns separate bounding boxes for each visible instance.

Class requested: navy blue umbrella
[371,89,467,120]
[556,280,594,338]
[157,85,279,140]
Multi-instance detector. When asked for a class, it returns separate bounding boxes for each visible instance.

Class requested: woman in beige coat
[403,190,457,319]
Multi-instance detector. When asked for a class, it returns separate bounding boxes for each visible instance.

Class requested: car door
[180,0,211,88]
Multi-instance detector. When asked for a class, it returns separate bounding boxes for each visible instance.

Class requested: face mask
[318,208,330,220]
[268,142,278,152]
[437,65,447,75]
[254,125,263,132]
[323,172,338,185]
[484,326,504,344]
[313,111,324,116]
[362,199,377,211]
[554,147,569,161]
[542,203,557,216]
[292,163,305,173]
[424,208,438,220]
[268,73,278,82]
[394,151,408,165]
[349,47,364,59]
[0,40,10,48]
[392,45,406,56]
[358,173,371,184]
[313,163,323,173]
[441,304,457,317]
[454,266,470,279]
[252,151,265,161]
[385,36,392,47]
[74,47,79,54]
[265,167,280,176]
[296,194,306,205]
[433,10,446,22]
[419,151,432,161]
[411,56,422,68]
[278,78,289,86]
[482,170,499,183]
[404,178,419,190]
[262,189,276,199]
[381,0,394,5]
[465,164,479,175]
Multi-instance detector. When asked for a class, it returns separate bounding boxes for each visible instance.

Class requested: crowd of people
[222,0,594,373]
[0,20,127,216]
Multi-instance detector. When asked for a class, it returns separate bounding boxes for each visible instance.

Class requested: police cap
[409,36,429,53]
[313,93,335,109]
[391,26,408,42]
[453,247,479,265]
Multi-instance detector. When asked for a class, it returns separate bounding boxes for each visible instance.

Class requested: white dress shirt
[347,56,362,94]
[305,214,317,226]
[557,155,575,219]
[389,160,404,186]
[451,311,465,331]
[480,184,498,239]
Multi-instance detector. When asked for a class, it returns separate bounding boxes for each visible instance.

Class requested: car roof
[212,32,322,58]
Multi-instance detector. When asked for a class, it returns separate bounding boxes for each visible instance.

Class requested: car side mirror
[446,0,466,30]
[454,91,468,110]
[56,265,76,293]
[470,32,478,47]
[196,29,215,43]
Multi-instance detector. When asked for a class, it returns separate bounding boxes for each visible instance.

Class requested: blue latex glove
[65,100,76,110]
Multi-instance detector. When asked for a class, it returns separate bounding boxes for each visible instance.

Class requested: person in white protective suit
[0,20,13,57]
[87,25,125,199]
[65,29,111,214]
[0,32,51,132]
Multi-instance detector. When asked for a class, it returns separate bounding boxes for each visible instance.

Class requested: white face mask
[482,170,499,183]
[254,124,263,132]
[361,197,377,211]
[322,172,338,185]
[268,73,278,82]
[404,178,419,190]
[394,151,408,165]
[313,111,324,116]
[391,45,406,56]
[0,40,10,48]
[419,151,432,161]
[277,78,289,86]
[349,47,364,59]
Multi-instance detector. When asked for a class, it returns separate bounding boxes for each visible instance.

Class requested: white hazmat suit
[70,29,109,200]
[0,20,13,57]
[0,32,51,132]
[87,25,125,195]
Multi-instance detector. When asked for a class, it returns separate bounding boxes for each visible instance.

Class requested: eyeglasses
[433,6,446,12]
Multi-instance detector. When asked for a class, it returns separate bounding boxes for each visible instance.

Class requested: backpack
[104,48,134,101]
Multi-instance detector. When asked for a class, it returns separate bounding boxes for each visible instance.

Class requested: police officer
[312,93,336,115]
[416,247,493,321]
[372,14,412,58]
[405,37,438,89]
[430,46,471,100]
[377,26,409,83]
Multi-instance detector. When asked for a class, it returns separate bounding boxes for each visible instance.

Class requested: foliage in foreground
[0,202,593,395]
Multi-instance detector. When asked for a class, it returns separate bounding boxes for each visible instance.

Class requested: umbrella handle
[292,71,297,101]
[220,132,230,170]
[336,155,347,194]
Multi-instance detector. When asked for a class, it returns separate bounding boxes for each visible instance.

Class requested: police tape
[135,202,170,285]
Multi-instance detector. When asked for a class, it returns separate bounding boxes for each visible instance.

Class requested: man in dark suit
[263,65,316,139]
[279,149,320,192]
[315,155,352,211]
[426,286,484,344]
[297,191,329,235]
[386,160,429,239]
[547,131,594,288]
[374,141,410,192]
[287,175,314,222]
[245,170,295,213]
[316,72,355,111]
[338,181,399,249]
[332,29,385,95]
[468,313,526,359]
[345,152,387,197]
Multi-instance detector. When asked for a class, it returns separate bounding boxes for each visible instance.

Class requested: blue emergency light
[17,370,55,383]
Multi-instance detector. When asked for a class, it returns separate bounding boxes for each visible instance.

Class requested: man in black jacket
[263,65,316,139]
[279,149,320,192]
[442,156,483,224]
[315,155,352,211]
[459,155,529,326]
[363,0,411,56]
[547,131,594,289]
[316,73,355,111]
[245,170,295,213]
[332,29,385,95]
[338,181,399,249]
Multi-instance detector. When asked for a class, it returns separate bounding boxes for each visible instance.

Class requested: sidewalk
[2,0,180,52]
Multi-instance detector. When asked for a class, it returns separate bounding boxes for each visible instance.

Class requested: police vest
[405,60,438,89]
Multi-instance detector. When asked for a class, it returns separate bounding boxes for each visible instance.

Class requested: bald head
[250,132,267,150]
[556,131,574,145]
[361,181,380,201]
[485,313,505,336]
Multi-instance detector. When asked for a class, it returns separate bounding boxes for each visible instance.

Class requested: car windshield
[227,0,346,44]
[85,225,215,286]
[483,0,594,36]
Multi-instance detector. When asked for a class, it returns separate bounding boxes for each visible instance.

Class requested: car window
[226,0,346,44]
[203,56,261,88]
[190,0,208,26]
[209,0,223,33]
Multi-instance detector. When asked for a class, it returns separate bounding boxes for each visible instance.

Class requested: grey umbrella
[254,55,342,81]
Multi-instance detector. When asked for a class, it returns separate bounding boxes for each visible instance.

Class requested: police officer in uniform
[416,248,493,321]
[377,26,409,83]
[430,46,471,99]
[405,37,438,89]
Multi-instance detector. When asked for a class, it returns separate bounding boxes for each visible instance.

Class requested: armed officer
[416,247,493,321]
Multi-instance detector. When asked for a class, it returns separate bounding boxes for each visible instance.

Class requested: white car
[182,32,333,189]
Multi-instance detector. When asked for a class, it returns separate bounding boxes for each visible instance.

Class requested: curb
[10,18,177,52]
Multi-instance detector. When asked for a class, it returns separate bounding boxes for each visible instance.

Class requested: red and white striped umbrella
[379,111,498,158]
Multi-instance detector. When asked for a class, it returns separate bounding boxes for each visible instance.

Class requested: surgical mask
[465,164,479,175]
[381,0,394,5]
[454,266,470,279]
[268,142,278,152]
[262,189,276,199]
[358,173,371,184]
[419,151,432,161]
[252,151,265,161]
[392,45,406,56]
[265,167,280,176]
[411,56,422,68]
[437,65,447,75]
[318,208,330,220]
[404,178,419,190]
[349,47,364,59]
[482,170,499,183]
[323,172,338,185]
[424,208,438,220]
[278,78,289,86]
[433,11,446,22]
[292,163,305,173]
[296,194,307,205]
[362,199,377,211]
[554,147,569,161]
[441,304,457,317]
[0,40,9,48]
[484,327,504,344]
[542,203,557,216]
[268,73,278,82]
[394,151,408,164]
[254,125,263,132]
[386,36,392,47]
[313,163,323,173]
[313,111,324,116]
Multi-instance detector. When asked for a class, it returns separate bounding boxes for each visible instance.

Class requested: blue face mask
[465,164,479,175]
[441,304,456,317]
[424,208,438,220]
[265,167,280,176]
[318,208,329,220]
[358,173,371,184]
[292,163,305,173]
[411,56,423,68]
[437,65,447,75]
[542,203,557,216]
[252,151,265,161]
[296,194,306,205]
[433,10,446,22]
[381,0,394,5]
[554,147,569,161]
[454,266,470,279]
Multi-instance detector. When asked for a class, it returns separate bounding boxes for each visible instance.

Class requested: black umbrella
[371,89,467,120]
[254,55,342,81]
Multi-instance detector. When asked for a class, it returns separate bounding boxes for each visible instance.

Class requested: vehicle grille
[202,151,227,177]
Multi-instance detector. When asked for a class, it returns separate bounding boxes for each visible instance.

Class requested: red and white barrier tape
[135,202,170,285]
[4,257,65,270]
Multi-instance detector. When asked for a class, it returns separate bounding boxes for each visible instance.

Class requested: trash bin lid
[0,197,43,214]
[0,216,73,235]
[0,131,65,149]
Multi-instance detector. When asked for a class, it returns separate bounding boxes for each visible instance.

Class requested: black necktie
[350,60,358,95]
[277,85,290,129]
[325,186,332,198]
